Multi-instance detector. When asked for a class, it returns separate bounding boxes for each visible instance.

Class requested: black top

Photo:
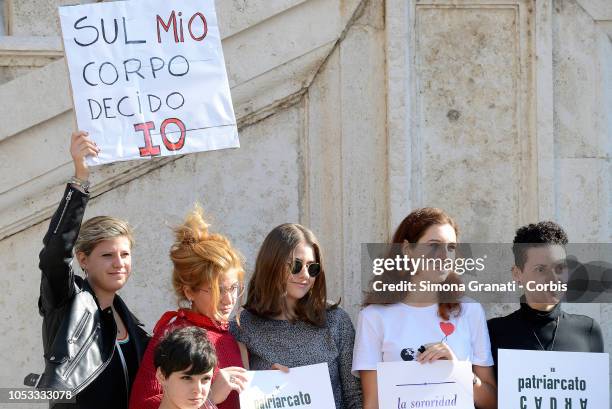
[76,304,140,409]
[487,300,604,378]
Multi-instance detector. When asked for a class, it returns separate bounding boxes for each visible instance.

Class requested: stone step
[0,0,365,239]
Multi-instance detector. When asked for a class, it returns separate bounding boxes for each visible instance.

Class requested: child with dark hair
[487,221,604,378]
[153,327,218,409]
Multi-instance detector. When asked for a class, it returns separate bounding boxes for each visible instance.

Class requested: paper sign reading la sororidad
[59,0,239,166]
[377,360,475,409]
[239,363,336,409]
[498,349,609,409]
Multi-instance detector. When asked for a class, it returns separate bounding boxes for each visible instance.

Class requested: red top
[129,309,243,409]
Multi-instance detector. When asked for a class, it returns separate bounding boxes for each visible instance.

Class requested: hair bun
[173,204,211,247]
[181,235,197,245]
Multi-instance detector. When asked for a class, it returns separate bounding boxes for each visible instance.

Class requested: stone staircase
[0,0,367,241]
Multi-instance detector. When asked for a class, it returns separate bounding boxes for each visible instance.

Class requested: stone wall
[0,0,610,406]
[0,1,5,36]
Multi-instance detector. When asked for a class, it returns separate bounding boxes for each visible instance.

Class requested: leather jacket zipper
[53,190,73,234]
[69,311,91,344]
[62,325,98,381]
[72,343,114,395]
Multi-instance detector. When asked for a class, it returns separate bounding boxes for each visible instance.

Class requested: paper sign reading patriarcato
[377,361,474,409]
[498,349,609,409]
[239,363,336,409]
[59,0,239,166]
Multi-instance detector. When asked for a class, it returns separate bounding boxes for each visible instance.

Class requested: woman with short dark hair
[154,327,218,409]
[487,221,604,378]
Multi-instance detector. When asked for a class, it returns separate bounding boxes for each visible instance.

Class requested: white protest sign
[377,361,474,409]
[498,349,609,409]
[59,0,239,165]
[239,363,336,409]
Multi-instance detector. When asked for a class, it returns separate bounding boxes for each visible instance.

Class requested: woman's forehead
[92,236,132,251]
[419,223,457,243]
[292,242,315,259]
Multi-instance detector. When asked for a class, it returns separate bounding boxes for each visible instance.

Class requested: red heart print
[440,322,455,337]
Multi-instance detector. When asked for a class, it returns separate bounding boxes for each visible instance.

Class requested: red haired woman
[352,208,497,409]
[129,207,247,409]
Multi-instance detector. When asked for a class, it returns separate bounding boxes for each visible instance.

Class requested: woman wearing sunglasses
[230,223,363,409]
[129,206,248,409]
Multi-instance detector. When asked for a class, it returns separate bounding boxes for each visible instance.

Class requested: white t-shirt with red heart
[351,300,494,375]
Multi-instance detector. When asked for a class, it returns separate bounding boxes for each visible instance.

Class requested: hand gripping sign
[239,363,336,409]
[59,0,239,165]
[377,361,475,409]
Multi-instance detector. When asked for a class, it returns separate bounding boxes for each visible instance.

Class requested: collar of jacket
[82,278,149,363]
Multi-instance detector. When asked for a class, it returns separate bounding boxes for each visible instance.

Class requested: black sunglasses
[290,259,321,277]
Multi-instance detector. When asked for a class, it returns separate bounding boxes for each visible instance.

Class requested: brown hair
[75,216,134,256]
[364,207,462,320]
[170,205,244,321]
[243,223,337,327]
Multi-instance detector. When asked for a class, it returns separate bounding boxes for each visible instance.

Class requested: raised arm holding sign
[33,131,150,409]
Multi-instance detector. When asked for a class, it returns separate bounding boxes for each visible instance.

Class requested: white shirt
[352,301,494,375]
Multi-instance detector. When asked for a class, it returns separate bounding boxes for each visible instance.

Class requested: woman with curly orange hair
[129,206,247,409]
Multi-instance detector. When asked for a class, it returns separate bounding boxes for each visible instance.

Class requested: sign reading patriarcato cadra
[498,349,609,409]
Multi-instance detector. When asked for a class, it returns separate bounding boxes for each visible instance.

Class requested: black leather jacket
[36,184,150,402]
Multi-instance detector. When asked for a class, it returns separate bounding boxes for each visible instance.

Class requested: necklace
[531,316,560,351]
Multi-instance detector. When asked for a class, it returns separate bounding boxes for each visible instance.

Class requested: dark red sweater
[129,309,243,409]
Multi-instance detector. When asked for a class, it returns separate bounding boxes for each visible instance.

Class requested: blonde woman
[129,207,247,409]
[36,131,150,409]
